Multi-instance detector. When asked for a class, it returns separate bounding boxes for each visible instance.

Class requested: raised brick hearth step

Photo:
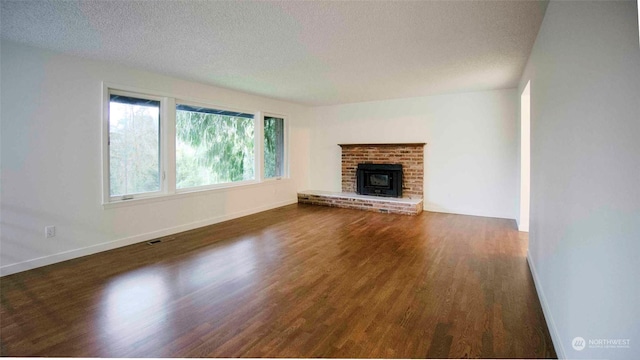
[297,190,423,216]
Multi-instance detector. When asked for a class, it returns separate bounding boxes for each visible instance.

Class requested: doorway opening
[519,81,531,232]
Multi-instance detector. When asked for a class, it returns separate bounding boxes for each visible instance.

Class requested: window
[108,92,161,199]
[264,116,285,179]
[103,85,287,204]
[175,104,255,189]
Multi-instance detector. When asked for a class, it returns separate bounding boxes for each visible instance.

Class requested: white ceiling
[1,0,548,106]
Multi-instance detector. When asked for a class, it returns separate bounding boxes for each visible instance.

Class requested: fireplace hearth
[297,143,424,215]
[356,163,403,198]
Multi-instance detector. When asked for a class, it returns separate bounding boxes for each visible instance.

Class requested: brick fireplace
[340,143,425,198]
[298,143,426,215]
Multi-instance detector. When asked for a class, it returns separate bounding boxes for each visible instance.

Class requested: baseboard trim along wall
[423,205,515,221]
[0,199,298,277]
[527,251,566,359]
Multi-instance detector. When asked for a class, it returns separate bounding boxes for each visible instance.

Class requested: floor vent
[147,240,162,245]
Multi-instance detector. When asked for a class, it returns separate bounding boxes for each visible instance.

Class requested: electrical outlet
[45,226,56,238]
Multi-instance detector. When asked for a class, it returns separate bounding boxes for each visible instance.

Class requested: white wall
[309,89,518,219]
[0,41,311,275]
[519,1,640,359]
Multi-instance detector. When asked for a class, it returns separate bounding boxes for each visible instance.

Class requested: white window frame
[102,86,169,203]
[262,113,289,181]
[174,99,259,193]
[102,83,288,207]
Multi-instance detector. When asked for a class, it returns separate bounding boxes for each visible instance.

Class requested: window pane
[264,116,284,178]
[176,106,255,189]
[109,95,161,197]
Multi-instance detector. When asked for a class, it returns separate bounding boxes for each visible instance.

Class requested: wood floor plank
[0,204,556,358]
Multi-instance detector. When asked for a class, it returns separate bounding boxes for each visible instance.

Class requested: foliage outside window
[104,86,287,204]
[264,116,285,178]
[176,105,255,189]
[108,94,161,198]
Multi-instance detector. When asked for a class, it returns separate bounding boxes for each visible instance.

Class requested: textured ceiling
[1,0,548,106]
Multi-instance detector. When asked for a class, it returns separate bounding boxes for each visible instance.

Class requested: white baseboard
[517,218,530,232]
[527,251,566,359]
[0,199,298,277]
[423,205,515,220]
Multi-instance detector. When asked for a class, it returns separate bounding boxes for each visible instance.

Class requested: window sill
[103,178,291,209]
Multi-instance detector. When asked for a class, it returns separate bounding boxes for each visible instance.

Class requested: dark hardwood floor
[0,204,556,358]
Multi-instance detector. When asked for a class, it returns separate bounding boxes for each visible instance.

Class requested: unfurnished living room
[1,1,638,359]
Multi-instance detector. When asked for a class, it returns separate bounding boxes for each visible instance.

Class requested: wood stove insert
[356,163,403,198]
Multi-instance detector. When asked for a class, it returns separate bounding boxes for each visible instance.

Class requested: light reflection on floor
[96,237,260,355]
[180,237,259,293]
[98,267,173,355]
